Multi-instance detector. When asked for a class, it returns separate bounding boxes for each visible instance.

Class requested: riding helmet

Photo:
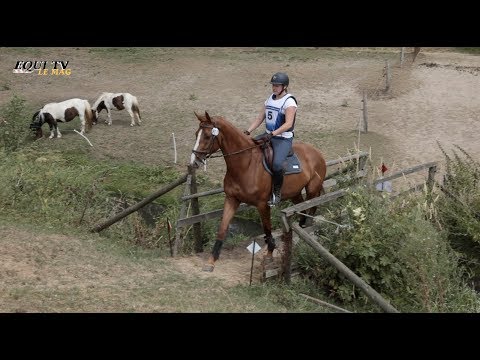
[270,72,289,86]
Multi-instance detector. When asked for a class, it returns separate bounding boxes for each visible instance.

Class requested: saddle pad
[262,153,302,175]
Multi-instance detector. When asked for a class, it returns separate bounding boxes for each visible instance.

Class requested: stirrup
[267,193,281,207]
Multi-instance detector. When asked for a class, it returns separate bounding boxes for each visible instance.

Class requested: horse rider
[244,72,298,206]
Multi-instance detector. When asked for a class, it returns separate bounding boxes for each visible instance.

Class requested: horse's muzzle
[191,150,207,169]
[192,158,204,169]
[29,123,43,138]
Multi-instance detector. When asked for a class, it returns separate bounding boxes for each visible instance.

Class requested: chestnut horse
[190,111,327,272]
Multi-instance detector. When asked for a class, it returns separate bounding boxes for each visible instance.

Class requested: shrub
[0,95,33,153]
[295,186,480,312]
[435,144,480,288]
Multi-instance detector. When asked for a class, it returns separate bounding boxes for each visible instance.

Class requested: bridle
[191,123,261,162]
[191,123,218,161]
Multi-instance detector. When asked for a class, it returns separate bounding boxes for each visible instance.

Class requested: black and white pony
[30,98,93,139]
[91,92,142,126]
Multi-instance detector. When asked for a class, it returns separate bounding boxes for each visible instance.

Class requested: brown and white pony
[30,98,93,139]
[91,92,141,127]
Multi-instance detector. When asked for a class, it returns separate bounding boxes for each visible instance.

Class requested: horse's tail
[83,100,93,131]
[131,95,141,120]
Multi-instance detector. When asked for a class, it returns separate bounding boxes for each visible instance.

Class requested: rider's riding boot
[268,170,284,207]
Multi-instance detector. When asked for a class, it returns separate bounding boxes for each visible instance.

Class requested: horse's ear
[205,111,212,122]
[193,111,202,121]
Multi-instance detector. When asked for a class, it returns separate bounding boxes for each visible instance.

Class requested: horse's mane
[196,113,246,139]
[216,115,248,138]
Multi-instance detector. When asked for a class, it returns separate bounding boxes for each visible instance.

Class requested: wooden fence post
[362,90,368,133]
[427,165,437,204]
[281,228,293,284]
[412,47,421,63]
[190,166,203,253]
[385,60,391,92]
[174,172,192,257]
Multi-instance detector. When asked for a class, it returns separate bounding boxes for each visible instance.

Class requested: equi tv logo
[13,60,71,75]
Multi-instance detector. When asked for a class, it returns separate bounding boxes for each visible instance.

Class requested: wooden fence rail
[173,151,370,256]
[90,173,188,233]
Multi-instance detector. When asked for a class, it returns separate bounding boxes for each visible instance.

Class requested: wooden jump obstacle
[278,161,437,313]
[173,151,370,256]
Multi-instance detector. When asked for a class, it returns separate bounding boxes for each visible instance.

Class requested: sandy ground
[0,47,479,303]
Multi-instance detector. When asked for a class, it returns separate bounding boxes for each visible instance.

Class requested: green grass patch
[454,48,480,55]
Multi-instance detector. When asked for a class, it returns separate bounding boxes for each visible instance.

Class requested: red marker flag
[380,163,388,174]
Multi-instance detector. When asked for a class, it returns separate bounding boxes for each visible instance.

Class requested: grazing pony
[191,111,327,272]
[91,92,141,126]
[30,98,93,139]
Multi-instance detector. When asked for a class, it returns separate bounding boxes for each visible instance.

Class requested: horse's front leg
[203,195,240,272]
[257,202,275,260]
[48,122,55,139]
[79,116,85,135]
[106,109,112,125]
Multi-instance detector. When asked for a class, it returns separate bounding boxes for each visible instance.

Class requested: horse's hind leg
[302,181,324,228]
[257,203,275,260]
[126,108,135,126]
[133,108,141,125]
[132,103,141,125]
[291,193,308,228]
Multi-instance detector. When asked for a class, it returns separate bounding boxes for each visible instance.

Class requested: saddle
[253,137,302,175]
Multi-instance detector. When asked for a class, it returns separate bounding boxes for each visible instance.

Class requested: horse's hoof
[202,264,215,272]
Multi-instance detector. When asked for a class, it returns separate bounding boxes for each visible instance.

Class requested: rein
[192,122,262,160]
[209,144,260,158]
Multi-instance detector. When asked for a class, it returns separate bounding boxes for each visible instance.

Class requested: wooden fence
[173,151,370,256]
